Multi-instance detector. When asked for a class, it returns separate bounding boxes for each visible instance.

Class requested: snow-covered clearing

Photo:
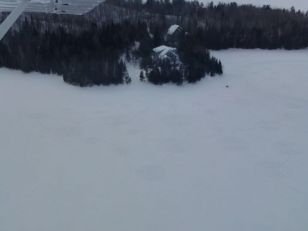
[0,49,308,231]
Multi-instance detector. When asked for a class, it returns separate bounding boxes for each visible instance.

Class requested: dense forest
[0,0,307,86]
[0,20,134,86]
[107,0,308,49]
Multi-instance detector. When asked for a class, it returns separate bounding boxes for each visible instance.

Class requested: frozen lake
[0,49,308,231]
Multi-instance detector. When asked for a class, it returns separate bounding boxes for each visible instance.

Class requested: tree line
[106,0,308,49]
[0,19,148,86]
[0,6,223,86]
[1,0,307,86]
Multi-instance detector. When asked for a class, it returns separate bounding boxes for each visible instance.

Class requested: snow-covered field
[1,49,308,231]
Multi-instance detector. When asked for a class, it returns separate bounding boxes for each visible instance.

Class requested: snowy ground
[0,49,308,231]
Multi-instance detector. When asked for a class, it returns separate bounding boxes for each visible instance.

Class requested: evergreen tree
[140,70,145,82]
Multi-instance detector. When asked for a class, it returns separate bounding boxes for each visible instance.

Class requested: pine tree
[140,71,145,82]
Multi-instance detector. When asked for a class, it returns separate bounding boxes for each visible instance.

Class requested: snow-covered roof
[167,24,180,35]
[153,45,177,59]
[0,0,104,15]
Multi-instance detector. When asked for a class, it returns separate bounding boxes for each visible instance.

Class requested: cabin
[166,24,183,46]
[153,45,178,61]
